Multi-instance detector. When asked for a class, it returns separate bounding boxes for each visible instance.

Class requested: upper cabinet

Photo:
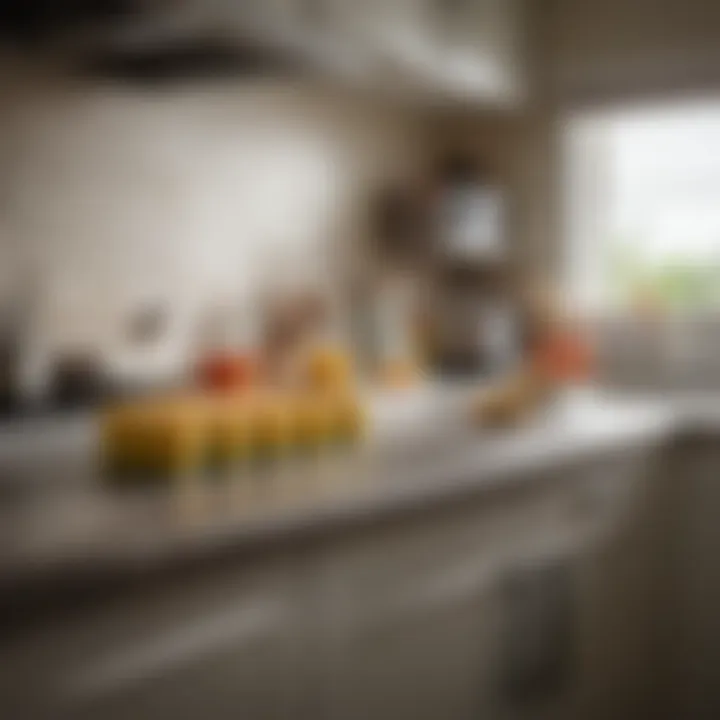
[279,0,527,104]
[43,0,525,105]
[373,0,525,104]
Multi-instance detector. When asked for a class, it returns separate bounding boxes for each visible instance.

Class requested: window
[564,101,720,313]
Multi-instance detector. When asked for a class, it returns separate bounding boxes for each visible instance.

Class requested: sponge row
[101,392,365,479]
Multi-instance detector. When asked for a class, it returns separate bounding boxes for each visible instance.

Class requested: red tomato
[197,354,256,392]
[533,332,593,383]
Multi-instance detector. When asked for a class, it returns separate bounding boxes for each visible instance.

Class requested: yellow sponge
[305,347,354,392]
[102,396,210,478]
[206,395,252,465]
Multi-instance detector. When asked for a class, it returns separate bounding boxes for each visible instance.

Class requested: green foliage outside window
[606,237,720,310]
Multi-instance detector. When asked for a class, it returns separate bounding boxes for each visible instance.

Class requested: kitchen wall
[0,64,428,397]
[6,0,713,399]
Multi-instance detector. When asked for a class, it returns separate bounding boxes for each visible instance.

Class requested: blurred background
[2,1,720,719]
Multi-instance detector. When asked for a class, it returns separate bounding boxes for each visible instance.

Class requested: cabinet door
[0,559,309,720]
[315,476,589,720]
[317,509,501,720]
[662,435,720,719]
[544,450,659,720]
[315,447,658,720]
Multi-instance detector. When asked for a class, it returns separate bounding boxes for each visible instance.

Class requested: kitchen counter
[1,387,717,720]
[0,389,678,598]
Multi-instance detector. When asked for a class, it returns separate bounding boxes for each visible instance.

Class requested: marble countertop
[0,387,681,595]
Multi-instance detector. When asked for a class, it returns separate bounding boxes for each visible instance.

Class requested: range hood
[0,0,373,82]
[0,0,523,102]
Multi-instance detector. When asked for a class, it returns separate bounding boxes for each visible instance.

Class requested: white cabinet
[0,446,659,720]
[369,0,524,102]
[315,509,502,720]
[420,0,524,101]
[657,434,720,719]
[233,0,525,103]
[0,560,311,720]
[315,449,655,720]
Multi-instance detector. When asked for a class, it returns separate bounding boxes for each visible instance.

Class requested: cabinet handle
[62,599,286,701]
